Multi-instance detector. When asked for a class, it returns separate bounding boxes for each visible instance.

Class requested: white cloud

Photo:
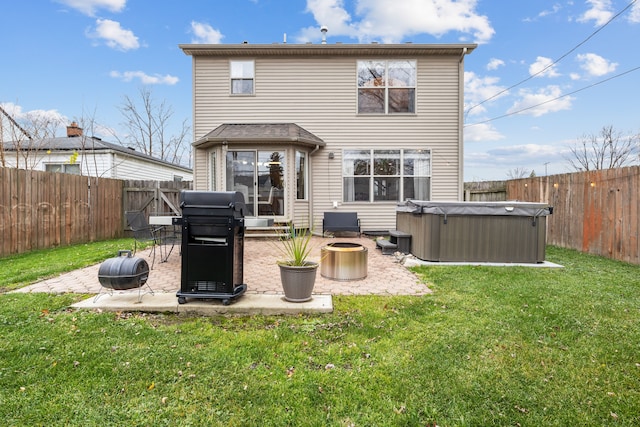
[529,56,561,78]
[299,0,494,44]
[486,58,505,71]
[56,0,126,17]
[190,21,224,44]
[507,85,574,117]
[465,142,569,180]
[464,71,508,116]
[523,4,562,22]
[488,143,565,158]
[537,4,562,18]
[1,102,68,140]
[110,71,179,85]
[630,1,640,23]
[576,52,617,77]
[0,101,22,118]
[89,19,139,51]
[464,122,504,142]
[577,0,613,26]
[1,102,67,123]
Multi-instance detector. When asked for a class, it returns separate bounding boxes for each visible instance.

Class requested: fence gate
[123,180,192,225]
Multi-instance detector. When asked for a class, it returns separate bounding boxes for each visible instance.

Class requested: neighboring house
[2,122,192,181]
[180,42,475,231]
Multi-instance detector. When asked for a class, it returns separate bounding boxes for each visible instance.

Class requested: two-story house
[180,42,475,232]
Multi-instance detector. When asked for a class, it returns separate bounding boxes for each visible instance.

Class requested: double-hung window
[230,60,254,95]
[343,149,430,202]
[357,60,416,114]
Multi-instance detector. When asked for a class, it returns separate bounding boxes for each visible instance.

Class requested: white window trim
[342,149,431,203]
[230,59,255,96]
[356,59,417,115]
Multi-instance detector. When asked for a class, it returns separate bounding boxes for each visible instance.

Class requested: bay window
[295,150,307,200]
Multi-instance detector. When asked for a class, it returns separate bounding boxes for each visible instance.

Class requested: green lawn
[0,238,139,292]
[1,243,639,426]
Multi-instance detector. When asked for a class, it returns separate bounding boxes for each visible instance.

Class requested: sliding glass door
[226,150,286,217]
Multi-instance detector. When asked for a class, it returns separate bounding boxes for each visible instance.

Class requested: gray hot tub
[396,201,553,263]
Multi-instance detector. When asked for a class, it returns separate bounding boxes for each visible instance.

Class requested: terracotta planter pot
[278,261,318,302]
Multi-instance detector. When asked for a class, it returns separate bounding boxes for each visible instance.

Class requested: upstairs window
[230,60,254,95]
[357,60,416,114]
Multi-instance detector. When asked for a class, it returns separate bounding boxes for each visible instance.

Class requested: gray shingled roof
[3,136,191,171]
[194,123,325,148]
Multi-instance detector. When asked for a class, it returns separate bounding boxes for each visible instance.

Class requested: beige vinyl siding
[192,54,462,231]
[193,147,209,190]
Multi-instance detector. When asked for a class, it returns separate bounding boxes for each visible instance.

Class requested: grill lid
[180,191,246,217]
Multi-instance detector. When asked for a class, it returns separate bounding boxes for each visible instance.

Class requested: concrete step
[376,239,398,255]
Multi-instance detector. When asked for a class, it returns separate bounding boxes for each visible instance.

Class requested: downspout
[457,47,467,201]
[308,144,321,230]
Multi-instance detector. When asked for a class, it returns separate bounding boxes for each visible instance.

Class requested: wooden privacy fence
[0,168,193,257]
[464,180,507,201]
[123,179,192,219]
[507,166,640,265]
[0,167,123,256]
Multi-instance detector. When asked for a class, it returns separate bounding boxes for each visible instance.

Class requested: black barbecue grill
[176,191,247,305]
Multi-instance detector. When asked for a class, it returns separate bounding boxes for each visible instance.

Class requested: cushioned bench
[323,212,361,236]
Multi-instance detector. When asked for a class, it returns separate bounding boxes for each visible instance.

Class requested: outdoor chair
[125,210,164,269]
[258,186,276,215]
[322,211,361,236]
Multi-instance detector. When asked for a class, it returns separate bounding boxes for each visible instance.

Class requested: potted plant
[277,223,318,302]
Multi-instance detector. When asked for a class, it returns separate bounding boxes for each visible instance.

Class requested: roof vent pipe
[320,26,328,44]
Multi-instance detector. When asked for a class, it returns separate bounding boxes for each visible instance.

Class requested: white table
[149,216,180,226]
[148,216,181,261]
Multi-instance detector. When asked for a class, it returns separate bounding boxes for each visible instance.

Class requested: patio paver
[14,236,431,297]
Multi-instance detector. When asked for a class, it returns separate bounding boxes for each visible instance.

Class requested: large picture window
[230,60,254,95]
[343,149,430,202]
[357,60,416,114]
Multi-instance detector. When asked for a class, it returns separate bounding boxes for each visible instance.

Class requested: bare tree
[71,108,107,177]
[506,167,531,179]
[113,87,191,166]
[0,105,62,170]
[566,125,639,171]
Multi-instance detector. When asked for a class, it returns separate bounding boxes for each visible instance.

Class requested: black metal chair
[125,211,163,269]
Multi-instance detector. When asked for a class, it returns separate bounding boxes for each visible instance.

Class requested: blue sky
[1,0,639,180]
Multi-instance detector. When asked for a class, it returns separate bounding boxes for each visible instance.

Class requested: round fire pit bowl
[320,242,368,281]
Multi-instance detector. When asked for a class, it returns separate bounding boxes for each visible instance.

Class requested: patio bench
[322,211,361,236]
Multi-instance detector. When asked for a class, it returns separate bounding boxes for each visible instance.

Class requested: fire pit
[320,242,368,281]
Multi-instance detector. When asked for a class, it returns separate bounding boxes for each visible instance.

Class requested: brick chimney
[66,121,83,137]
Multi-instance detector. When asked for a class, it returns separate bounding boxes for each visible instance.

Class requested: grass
[0,238,139,292]
[1,243,640,425]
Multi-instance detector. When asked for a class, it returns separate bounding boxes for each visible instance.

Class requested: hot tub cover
[397,200,552,217]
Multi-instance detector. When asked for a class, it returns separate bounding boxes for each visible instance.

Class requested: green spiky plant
[276,223,316,267]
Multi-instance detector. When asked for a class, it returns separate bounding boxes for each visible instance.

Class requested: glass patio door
[226,150,285,217]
